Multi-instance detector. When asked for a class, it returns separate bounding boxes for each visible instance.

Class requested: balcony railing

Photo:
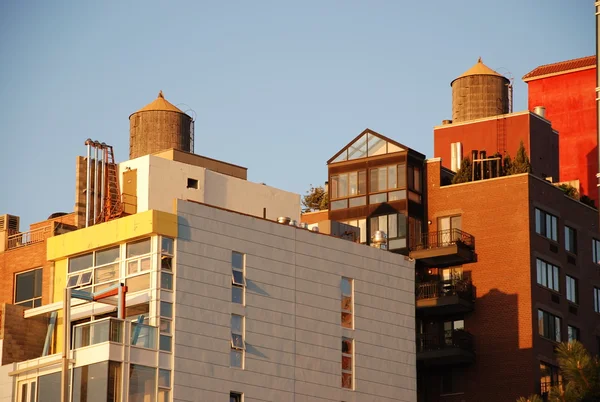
[7,225,53,250]
[410,228,475,252]
[417,329,474,353]
[73,317,157,350]
[417,279,474,302]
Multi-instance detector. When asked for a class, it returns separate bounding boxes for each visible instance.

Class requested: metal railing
[72,317,157,350]
[416,279,474,301]
[417,329,474,353]
[7,225,53,249]
[410,228,475,251]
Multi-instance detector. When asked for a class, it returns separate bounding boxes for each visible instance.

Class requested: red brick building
[523,56,597,205]
[413,159,600,402]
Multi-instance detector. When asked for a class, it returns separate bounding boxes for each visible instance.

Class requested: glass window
[595,288,600,313]
[540,362,561,396]
[159,334,172,352]
[232,252,245,305]
[126,273,150,293]
[230,392,243,402]
[369,193,387,204]
[231,314,245,368]
[341,277,353,329]
[38,372,61,402]
[538,309,561,342]
[330,199,348,210]
[370,168,380,193]
[161,237,174,255]
[565,226,577,254]
[330,175,339,199]
[367,133,386,156]
[397,164,406,188]
[536,259,560,292]
[566,275,578,304]
[15,268,42,308]
[160,301,173,319]
[535,208,558,242]
[161,272,173,290]
[95,246,120,266]
[349,172,358,196]
[358,171,367,195]
[342,337,353,389]
[158,369,171,388]
[72,361,121,402]
[348,134,367,160]
[388,165,397,189]
[413,166,422,192]
[593,239,600,264]
[69,253,93,273]
[129,365,156,402]
[338,174,348,198]
[126,238,151,258]
[388,190,406,201]
[349,196,366,208]
[568,326,580,342]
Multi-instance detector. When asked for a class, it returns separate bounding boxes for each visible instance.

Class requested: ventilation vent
[569,305,578,315]
[567,255,576,265]
[549,244,558,254]
[551,294,560,304]
[0,214,19,232]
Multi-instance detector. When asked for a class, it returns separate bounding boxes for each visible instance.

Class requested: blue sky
[0,0,594,229]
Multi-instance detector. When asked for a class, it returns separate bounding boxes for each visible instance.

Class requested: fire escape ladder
[104,146,124,221]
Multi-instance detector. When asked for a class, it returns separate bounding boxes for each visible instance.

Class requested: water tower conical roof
[451,58,505,86]
[132,90,184,115]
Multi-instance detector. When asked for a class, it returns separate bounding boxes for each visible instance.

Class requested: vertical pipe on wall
[100,144,107,223]
[94,145,99,225]
[85,139,92,228]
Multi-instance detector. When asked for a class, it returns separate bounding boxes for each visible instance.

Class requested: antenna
[495,67,515,113]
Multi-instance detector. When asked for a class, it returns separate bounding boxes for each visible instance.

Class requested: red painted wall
[434,113,559,180]
[527,68,597,205]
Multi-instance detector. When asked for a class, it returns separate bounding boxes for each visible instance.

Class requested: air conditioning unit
[0,214,20,233]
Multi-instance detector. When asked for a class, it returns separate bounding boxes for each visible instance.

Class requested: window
[593,239,600,264]
[159,301,173,352]
[568,326,580,342]
[370,213,408,249]
[594,288,600,313]
[566,275,578,304]
[158,369,171,402]
[342,219,367,243]
[187,178,199,189]
[231,314,245,368]
[73,361,121,402]
[15,268,42,308]
[407,165,422,193]
[438,215,462,245]
[129,364,156,402]
[565,226,577,254]
[341,278,353,329]
[368,164,407,203]
[38,371,61,402]
[441,368,464,395]
[535,208,558,242]
[17,379,36,402]
[230,392,243,402]
[331,170,366,199]
[161,237,174,291]
[232,251,245,304]
[540,362,561,396]
[536,259,560,292]
[126,239,151,293]
[342,337,354,389]
[538,309,561,342]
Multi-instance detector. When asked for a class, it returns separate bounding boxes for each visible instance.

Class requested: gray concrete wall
[173,199,416,402]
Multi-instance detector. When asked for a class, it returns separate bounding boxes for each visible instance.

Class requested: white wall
[120,155,300,221]
[0,363,14,402]
[173,199,416,402]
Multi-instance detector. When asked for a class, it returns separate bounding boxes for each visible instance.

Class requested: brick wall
[0,303,49,365]
[422,160,535,402]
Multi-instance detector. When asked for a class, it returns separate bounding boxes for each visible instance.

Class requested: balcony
[417,329,475,367]
[416,279,475,316]
[73,317,157,350]
[409,228,476,267]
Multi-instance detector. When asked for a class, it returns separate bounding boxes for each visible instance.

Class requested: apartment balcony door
[438,215,462,245]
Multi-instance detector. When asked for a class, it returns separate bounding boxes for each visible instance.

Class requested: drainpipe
[85,139,92,228]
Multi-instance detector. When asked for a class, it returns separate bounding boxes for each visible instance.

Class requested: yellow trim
[47,210,178,261]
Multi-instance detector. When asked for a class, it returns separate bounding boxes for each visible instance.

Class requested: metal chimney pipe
[94,145,99,225]
[100,144,106,223]
[85,139,92,228]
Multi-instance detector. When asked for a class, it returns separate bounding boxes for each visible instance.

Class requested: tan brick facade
[0,303,49,365]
